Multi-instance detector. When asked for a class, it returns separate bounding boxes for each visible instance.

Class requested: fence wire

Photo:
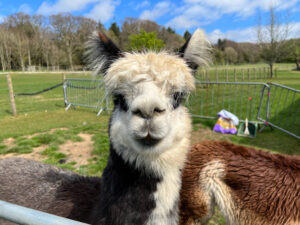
[196,67,274,82]
[64,79,111,115]
[264,83,300,139]
[187,81,270,123]
[63,79,299,139]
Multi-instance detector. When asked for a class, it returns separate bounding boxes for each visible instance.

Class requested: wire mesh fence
[196,67,275,82]
[260,83,300,139]
[64,79,112,116]
[187,81,270,123]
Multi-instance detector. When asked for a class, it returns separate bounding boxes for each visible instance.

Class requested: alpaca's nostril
[153,107,166,115]
[132,109,146,118]
[132,106,165,118]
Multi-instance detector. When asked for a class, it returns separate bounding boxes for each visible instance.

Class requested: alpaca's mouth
[135,134,161,147]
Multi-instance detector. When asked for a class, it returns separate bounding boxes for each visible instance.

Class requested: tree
[183,30,191,41]
[257,5,290,77]
[282,39,300,70]
[293,43,300,70]
[108,22,121,46]
[167,27,175,34]
[121,18,182,51]
[213,48,225,65]
[128,29,165,51]
[50,13,81,70]
[224,47,238,64]
[109,22,120,37]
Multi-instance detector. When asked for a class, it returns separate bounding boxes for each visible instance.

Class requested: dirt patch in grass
[191,125,231,144]
[26,128,69,139]
[3,137,15,149]
[59,133,94,168]
[0,145,48,160]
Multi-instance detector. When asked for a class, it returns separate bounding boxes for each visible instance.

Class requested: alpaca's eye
[113,94,128,111]
[172,92,185,109]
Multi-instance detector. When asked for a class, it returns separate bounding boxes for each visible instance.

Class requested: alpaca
[179,141,300,225]
[0,29,211,225]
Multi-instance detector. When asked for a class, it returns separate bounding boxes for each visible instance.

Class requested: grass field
[0,65,299,224]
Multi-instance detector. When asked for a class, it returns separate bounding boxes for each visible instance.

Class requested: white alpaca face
[106,52,195,156]
[110,81,189,155]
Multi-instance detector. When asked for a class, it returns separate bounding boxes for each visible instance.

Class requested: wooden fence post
[63,73,67,106]
[6,74,17,116]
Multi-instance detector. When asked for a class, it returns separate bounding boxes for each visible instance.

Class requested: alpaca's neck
[93,138,189,225]
[92,147,161,225]
[145,138,190,225]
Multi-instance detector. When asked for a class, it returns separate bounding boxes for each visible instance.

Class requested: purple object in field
[213,116,238,134]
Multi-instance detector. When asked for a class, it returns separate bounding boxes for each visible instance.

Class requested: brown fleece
[180,141,300,225]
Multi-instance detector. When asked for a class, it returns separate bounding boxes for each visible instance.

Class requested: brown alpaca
[180,141,300,225]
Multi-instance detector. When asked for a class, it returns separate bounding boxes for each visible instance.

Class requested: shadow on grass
[268,98,300,140]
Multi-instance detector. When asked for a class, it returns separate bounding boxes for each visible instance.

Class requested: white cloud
[0,15,4,23]
[208,27,256,43]
[165,4,219,30]
[37,0,99,15]
[165,0,300,30]
[184,0,299,16]
[166,16,201,30]
[207,22,300,43]
[139,1,171,20]
[85,0,119,23]
[19,4,33,14]
[288,22,300,38]
[37,0,119,23]
[135,1,150,10]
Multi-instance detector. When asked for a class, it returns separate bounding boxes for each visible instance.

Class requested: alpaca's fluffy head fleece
[105,51,195,95]
[108,52,194,174]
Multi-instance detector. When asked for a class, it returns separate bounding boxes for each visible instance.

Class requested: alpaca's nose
[132,107,166,119]
[131,95,166,119]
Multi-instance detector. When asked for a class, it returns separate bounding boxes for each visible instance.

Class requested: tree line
[0,12,299,72]
[0,13,183,71]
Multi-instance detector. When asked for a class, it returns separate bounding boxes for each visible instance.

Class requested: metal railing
[63,79,299,139]
[64,78,110,116]
[188,81,270,124]
[196,67,275,82]
[260,83,300,139]
[0,200,89,225]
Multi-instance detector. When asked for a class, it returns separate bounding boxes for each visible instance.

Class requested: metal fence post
[0,200,90,225]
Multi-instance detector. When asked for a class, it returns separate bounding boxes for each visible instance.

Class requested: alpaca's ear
[178,29,212,71]
[86,30,122,75]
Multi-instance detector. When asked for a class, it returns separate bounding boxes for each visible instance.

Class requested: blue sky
[1,0,300,42]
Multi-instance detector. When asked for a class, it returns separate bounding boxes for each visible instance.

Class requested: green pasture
[190,68,300,138]
[0,65,299,225]
[0,72,93,118]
